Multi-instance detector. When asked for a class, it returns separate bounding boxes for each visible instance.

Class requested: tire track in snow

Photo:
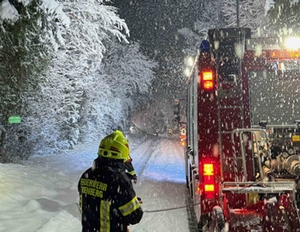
[130,136,159,178]
[131,136,185,183]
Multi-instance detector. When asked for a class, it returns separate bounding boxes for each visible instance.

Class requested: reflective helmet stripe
[110,146,120,152]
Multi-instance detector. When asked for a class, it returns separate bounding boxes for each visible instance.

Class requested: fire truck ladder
[216,30,248,183]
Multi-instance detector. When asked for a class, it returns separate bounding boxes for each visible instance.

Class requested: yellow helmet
[115,129,124,136]
[98,131,129,160]
[114,130,132,162]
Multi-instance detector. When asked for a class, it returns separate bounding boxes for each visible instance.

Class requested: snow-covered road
[128,135,190,232]
[0,134,191,232]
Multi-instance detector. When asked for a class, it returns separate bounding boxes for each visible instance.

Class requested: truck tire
[199,207,225,232]
[212,206,225,231]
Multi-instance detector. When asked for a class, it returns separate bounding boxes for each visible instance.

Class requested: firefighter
[78,131,143,232]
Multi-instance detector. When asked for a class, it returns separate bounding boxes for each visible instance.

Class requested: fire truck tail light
[203,183,216,198]
[203,71,213,80]
[200,160,217,199]
[203,81,214,90]
[204,184,215,192]
[202,71,214,90]
[203,164,214,176]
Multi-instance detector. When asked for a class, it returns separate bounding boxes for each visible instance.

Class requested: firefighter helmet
[115,129,124,136]
[98,131,129,160]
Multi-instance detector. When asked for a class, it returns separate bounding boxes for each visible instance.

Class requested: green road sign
[8,116,21,124]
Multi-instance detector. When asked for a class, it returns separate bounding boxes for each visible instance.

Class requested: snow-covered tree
[0,0,68,161]
[24,1,157,155]
[267,0,300,36]
[24,0,131,153]
[221,0,269,36]
[178,0,224,56]
[81,40,158,142]
[1,0,153,159]
[103,41,157,96]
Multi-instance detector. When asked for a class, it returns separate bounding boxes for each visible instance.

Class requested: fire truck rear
[185,27,300,231]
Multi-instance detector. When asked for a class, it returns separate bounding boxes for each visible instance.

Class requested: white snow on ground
[129,136,190,232]
[0,134,190,232]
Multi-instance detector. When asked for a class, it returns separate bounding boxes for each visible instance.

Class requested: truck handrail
[231,128,270,182]
[252,124,297,129]
[222,181,296,195]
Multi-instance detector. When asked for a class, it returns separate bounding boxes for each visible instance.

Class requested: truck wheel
[212,206,225,231]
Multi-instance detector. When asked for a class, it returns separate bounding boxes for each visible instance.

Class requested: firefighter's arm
[118,182,143,225]
[119,196,143,224]
[124,159,138,182]
[124,158,134,172]
[126,169,137,179]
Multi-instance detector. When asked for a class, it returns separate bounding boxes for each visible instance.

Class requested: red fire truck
[185,27,300,231]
